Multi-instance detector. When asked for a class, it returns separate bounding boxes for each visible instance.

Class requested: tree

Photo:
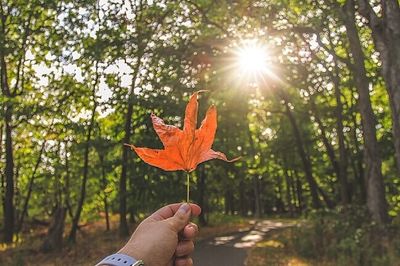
[0,0,57,243]
[341,0,389,224]
[357,0,400,175]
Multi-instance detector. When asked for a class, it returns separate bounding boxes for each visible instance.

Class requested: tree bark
[281,96,322,209]
[239,179,246,216]
[17,139,47,232]
[308,94,340,178]
[253,175,261,217]
[197,166,207,226]
[294,170,304,212]
[246,114,261,218]
[0,123,3,172]
[3,105,14,243]
[120,99,133,236]
[275,175,285,212]
[333,59,350,204]
[307,24,351,205]
[283,167,294,216]
[120,58,142,236]
[357,0,400,176]
[99,154,110,231]
[0,124,3,211]
[349,92,366,203]
[64,141,74,220]
[289,170,299,211]
[0,2,34,243]
[68,69,99,242]
[316,30,351,204]
[228,191,235,215]
[41,206,66,252]
[342,0,389,224]
[1,8,14,240]
[118,3,170,235]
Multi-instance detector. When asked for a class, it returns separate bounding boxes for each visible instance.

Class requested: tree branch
[185,0,231,37]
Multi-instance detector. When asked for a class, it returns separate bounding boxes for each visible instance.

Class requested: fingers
[175,222,198,266]
[182,223,199,240]
[175,240,194,257]
[149,203,202,221]
[188,204,201,217]
[165,204,192,232]
[175,257,193,266]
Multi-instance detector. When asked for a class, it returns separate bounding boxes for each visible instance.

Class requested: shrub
[290,206,400,266]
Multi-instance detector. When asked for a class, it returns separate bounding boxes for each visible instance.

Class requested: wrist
[118,242,149,265]
[96,253,144,266]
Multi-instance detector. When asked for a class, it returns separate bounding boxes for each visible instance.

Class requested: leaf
[125,91,239,172]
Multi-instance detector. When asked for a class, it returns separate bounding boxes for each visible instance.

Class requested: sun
[234,39,271,80]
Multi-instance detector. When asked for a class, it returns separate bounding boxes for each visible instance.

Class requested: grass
[7,211,395,266]
[0,213,253,266]
[245,226,332,266]
[0,215,127,265]
[245,213,400,266]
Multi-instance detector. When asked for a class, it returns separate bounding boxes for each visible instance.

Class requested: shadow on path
[193,220,294,266]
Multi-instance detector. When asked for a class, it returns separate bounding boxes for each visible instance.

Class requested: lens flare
[234,39,272,81]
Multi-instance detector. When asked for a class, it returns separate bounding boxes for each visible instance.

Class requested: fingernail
[178,203,191,214]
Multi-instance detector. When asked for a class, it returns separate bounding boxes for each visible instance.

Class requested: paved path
[192,220,294,266]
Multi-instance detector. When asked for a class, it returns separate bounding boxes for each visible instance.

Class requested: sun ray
[234,39,271,81]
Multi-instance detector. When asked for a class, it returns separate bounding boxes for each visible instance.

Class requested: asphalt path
[192,220,293,266]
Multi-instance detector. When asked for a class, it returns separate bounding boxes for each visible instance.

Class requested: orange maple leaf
[125,91,239,172]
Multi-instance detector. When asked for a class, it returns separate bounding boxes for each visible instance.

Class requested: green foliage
[291,207,400,265]
[1,0,399,259]
[205,212,247,226]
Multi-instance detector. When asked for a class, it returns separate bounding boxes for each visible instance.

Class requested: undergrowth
[290,206,400,265]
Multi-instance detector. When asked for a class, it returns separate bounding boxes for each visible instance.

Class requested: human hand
[118,203,201,266]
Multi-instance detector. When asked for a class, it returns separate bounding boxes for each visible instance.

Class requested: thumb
[167,203,191,232]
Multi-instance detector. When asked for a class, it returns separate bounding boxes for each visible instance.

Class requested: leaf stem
[186,171,190,203]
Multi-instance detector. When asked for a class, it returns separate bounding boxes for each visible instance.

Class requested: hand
[175,221,199,266]
[118,203,201,266]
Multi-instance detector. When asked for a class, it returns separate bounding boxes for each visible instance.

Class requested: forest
[1,0,400,265]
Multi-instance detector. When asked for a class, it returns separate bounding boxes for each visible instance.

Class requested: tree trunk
[294,170,304,212]
[308,95,340,180]
[281,97,322,209]
[41,206,66,252]
[275,175,285,212]
[349,92,366,203]
[0,124,3,212]
[246,116,261,218]
[0,124,2,163]
[357,0,400,176]
[224,191,230,215]
[64,141,74,220]
[239,180,246,216]
[229,191,235,215]
[289,170,299,211]
[68,110,95,241]
[99,154,110,231]
[1,22,14,241]
[284,168,294,216]
[197,166,207,226]
[3,105,14,243]
[68,71,98,242]
[120,99,133,237]
[342,0,389,224]
[333,59,350,204]
[318,30,351,205]
[120,56,143,236]
[253,175,261,217]
[17,139,47,232]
